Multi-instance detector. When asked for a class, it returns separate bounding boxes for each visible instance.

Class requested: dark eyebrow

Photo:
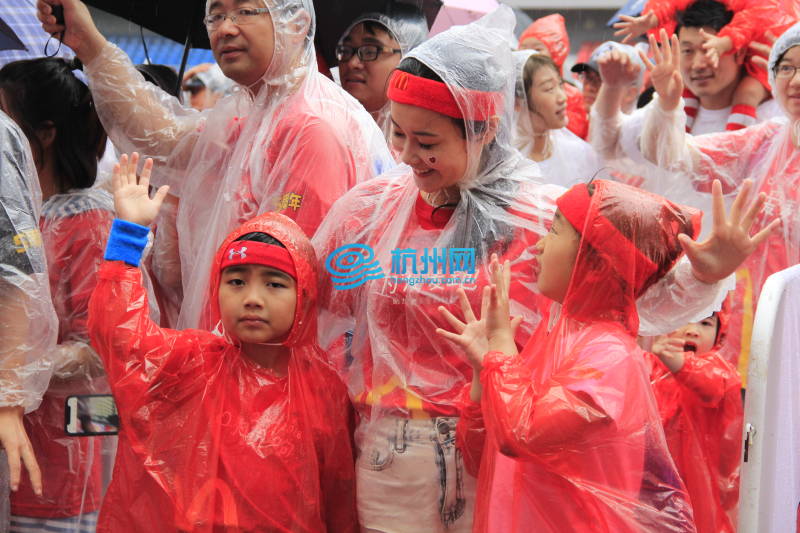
[222,265,248,275]
[391,119,437,137]
[261,267,293,281]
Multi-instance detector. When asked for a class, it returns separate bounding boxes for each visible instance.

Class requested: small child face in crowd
[218,264,297,345]
[534,210,580,303]
[519,37,551,58]
[665,314,719,355]
[527,65,568,132]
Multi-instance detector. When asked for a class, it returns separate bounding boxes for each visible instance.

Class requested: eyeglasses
[336,44,401,63]
[204,7,270,31]
[774,63,800,79]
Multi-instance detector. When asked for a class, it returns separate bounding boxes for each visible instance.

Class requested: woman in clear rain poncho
[619,24,800,379]
[337,6,429,141]
[0,57,115,533]
[513,49,601,188]
[517,14,589,140]
[37,0,392,329]
[313,7,738,532]
[0,110,56,527]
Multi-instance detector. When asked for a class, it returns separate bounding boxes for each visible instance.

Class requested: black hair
[361,20,394,39]
[0,57,106,194]
[675,0,734,36]
[136,64,180,98]
[235,232,286,248]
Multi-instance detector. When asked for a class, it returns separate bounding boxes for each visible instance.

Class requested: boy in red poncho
[87,154,357,532]
[518,14,590,139]
[437,178,775,532]
[614,0,796,130]
[645,303,743,533]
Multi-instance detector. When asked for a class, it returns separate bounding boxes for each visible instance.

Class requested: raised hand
[699,29,733,70]
[598,48,642,88]
[680,179,780,284]
[0,406,41,496]
[436,287,491,369]
[750,31,777,72]
[639,29,684,111]
[650,335,686,373]
[613,12,658,44]
[112,153,169,227]
[36,0,106,62]
[485,255,522,356]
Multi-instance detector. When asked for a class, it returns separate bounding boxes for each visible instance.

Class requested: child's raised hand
[112,153,169,227]
[613,13,658,44]
[699,29,732,70]
[640,29,684,111]
[749,31,777,72]
[598,48,642,88]
[436,287,491,369]
[486,255,523,356]
[680,179,780,284]
[651,335,686,373]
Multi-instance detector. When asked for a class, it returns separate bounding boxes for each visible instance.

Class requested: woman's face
[775,45,800,119]
[527,65,567,132]
[390,101,488,193]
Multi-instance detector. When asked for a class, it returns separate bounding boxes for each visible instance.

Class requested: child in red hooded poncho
[645,302,743,533]
[86,154,357,532]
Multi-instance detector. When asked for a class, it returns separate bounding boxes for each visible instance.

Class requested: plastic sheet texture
[513,49,601,188]
[0,110,56,413]
[464,180,699,532]
[87,212,357,532]
[83,0,393,330]
[646,303,743,533]
[10,188,115,523]
[337,9,429,140]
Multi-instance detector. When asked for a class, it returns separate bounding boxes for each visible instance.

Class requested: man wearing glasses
[36,0,391,330]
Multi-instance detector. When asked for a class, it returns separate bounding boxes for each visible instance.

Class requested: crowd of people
[0,0,798,531]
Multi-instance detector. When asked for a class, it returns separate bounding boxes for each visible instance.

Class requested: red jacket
[88,213,357,532]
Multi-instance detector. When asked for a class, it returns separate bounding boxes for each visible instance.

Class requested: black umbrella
[0,15,28,52]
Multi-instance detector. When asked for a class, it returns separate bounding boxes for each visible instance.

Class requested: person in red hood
[439,178,775,532]
[518,14,589,139]
[645,301,743,533]
[86,153,357,532]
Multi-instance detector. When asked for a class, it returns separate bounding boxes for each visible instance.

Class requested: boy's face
[669,313,719,354]
[534,210,580,304]
[218,264,297,345]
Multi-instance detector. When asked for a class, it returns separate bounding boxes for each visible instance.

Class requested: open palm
[639,29,684,111]
[112,153,169,227]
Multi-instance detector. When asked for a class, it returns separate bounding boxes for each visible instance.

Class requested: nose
[242,285,265,308]
[213,15,240,39]
[683,323,700,338]
[556,85,567,105]
[397,141,420,167]
[346,52,364,69]
[691,52,710,71]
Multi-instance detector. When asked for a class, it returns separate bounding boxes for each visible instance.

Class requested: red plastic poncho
[465,180,699,533]
[83,0,392,330]
[87,213,357,532]
[517,14,589,139]
[11,189,114,520]
[643,0,796,89]
[646,302,743,533]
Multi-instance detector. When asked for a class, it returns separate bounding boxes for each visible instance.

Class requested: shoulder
[42,188,114,219]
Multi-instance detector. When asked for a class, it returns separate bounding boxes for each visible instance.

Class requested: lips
[691,74,713,83]
[219,46,245,59]
[413,167,434,178]
[683,341,697,352]
[239,316,267,325]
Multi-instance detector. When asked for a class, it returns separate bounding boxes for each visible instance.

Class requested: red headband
[220,241,297,279]
[387,70,500,121]
[556,183,659,294]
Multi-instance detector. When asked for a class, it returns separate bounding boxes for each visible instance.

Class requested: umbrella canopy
[0,15,27,52]
[607,0,647,27]
[428,0,498,37]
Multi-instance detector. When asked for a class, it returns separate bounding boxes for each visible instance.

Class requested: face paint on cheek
[428,156,437,164]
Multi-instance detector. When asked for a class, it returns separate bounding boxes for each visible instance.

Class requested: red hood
[203,212,318,347]
[557,180,701,335]
[714,296,730,347]
[518,14,569,73]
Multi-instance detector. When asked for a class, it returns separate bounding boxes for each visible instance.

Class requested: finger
[437,305,465,333]
[751,55,769,70]
[711,179,727,230]
[659,29,671,63]
[749,41,771,57]
[139,158,154,191]
[509,316,523,336]
[677,233,700,259]
[639,48,655,71]
[479,285,490,321]
[740,190,766,232]
[6,443,21,491]
[118,154,130,186]
[764,30,777,45]
[435,328,465,345]
[20,441,42,496]
[129,152,140,184]
[111,162,122,193]
[648,32,662,65]
[152,185,171,209]
[749,218,781,247]
[502,260,512,299]
[729,179,753,224]
[670,33,680,68]
[457,287,476,323]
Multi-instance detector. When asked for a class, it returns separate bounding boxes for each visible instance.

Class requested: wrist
[646,12,658,28]
[76,29,107,64]
[690,267,718,285]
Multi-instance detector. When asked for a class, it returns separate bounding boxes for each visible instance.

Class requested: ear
[35,121,56,150]
[479,116,501,147]
[285,8,311,45]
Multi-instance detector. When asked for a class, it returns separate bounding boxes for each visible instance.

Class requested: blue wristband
[104,219,150,267]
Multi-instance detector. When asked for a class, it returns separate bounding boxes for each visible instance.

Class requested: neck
[697,77,740,110]
[37,155,60,201]
[421,186,459,208]
[529,127,552,162]
[241,342,290,376]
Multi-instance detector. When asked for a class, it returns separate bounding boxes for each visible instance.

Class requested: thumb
[509,316,524,337]
[152,185,170,209]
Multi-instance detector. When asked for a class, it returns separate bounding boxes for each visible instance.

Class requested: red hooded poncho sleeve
[88,213,357,532]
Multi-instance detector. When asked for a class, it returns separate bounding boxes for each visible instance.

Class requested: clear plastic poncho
[313,7,731,525]
[10,187,115,524]
[631,21,800,377]
[88,213,357,532]
[463,180,698,532]
[83,0,393,330]
[337,7,429,140]
[0,110,55,413]
[512,49,601,188]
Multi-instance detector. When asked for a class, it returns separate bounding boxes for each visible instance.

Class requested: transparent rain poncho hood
[512,49,600,188]
[84,0,392,330]
[337,6,429,140]
[0,110,56,413]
